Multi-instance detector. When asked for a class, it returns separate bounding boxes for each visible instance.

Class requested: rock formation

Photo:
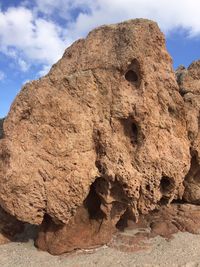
[0,18,199,255]
[176,61,200,204]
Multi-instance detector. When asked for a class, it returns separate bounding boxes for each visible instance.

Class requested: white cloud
[0,71,5,81]
[17,58,30,72]
[64,0,200,38]
[0,6,67,73]
[34,0,97,20]
[1,1,200,76]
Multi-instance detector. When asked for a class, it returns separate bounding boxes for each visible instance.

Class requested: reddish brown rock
[108,203,200,253]
[0,206,24,245]
[0,19,193,254]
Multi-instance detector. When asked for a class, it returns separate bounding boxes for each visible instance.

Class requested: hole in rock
[125,70,138,83]
[125,58,141,86]
[131,123,138,144]
[168,106,174,114]
[145,184,150,191]
[84,178,106,220]
[158,197,169,206]
[121,117,140,146]
[160,176,175,195]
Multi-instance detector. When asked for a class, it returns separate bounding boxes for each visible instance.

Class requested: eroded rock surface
[0,118,24,244]
[0,19,197,254]
[176,61,200,204]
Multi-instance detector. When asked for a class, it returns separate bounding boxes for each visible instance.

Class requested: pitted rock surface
[176,61,200,204]
[0,19,196,254]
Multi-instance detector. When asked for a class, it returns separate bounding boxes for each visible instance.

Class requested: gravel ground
[1,230,200,267]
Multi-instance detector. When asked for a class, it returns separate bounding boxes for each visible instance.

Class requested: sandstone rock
[143,203,200,237]
[0,19,192,254]
[176,61,200,203]
[0,117,24,244]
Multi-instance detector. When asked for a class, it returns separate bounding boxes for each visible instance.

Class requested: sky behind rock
[1,0,200,117]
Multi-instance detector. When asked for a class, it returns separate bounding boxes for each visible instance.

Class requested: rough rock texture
[176,61,200,204]
[0,118,24,244]
[0,19,195,254]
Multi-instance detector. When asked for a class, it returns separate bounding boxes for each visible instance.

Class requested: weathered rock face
[0,118,24,244]
[176,61,200,204]
[0,19,193,254]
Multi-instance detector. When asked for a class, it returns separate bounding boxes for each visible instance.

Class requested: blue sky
[1,0,200,118]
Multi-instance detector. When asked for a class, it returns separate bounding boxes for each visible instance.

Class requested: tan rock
[176,61,200,203]
[0,118,24,244]
[0,19,191,254]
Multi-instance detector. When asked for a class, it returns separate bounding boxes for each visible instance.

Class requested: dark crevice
[158,196,170,206]
[184,152,200,184]
[160,176,175,195]
[179,88,187,97]
[84,178,106,221]
[168,106,175,114]
[171,198,186,204]
[131,122,138,144]
[120,117,141,146]
[95,160,106,175]
[0,118,5,139]
[115,208,135,231]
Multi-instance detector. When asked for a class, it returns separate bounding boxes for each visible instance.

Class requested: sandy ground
[1,227,200,267]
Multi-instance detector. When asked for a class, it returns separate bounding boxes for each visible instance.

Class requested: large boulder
[0,19,191,254]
